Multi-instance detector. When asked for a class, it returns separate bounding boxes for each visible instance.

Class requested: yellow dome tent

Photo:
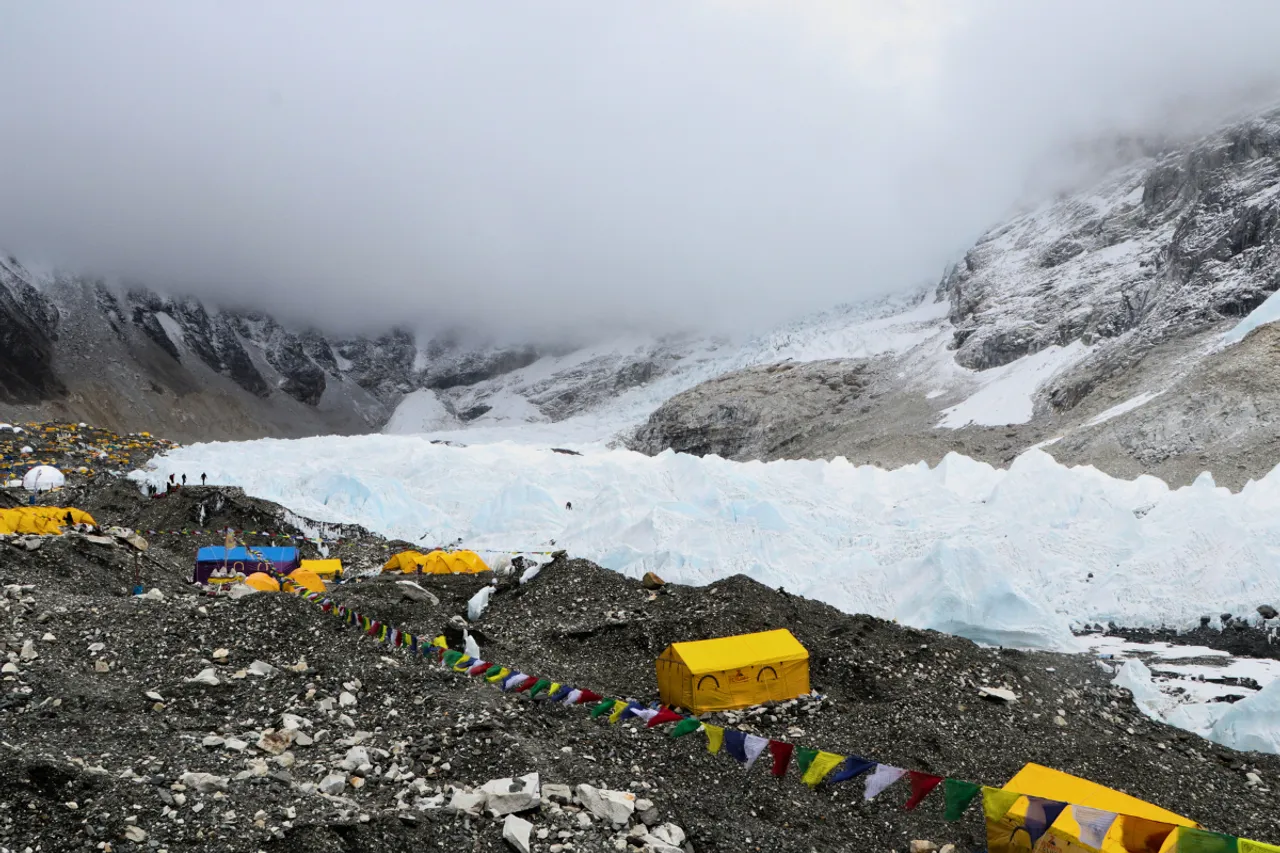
[285,568,326,594]
[986,763,1197,853]
[300,558,342,579]
[383,550,428,573]
[243,572,281,592]
[0,507,97,536]
[384,549,490,574]
[656,628,809,713]
[423,549,490,574]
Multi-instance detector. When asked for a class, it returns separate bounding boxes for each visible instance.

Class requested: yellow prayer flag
[703,724,724,754]
[801,751,845,788]
[548,682,561,696]
[432,635,449,649]
[1240,841,1280,853]
[608,700,629,724]
[485,667,510,683]
[982,787,1022,822]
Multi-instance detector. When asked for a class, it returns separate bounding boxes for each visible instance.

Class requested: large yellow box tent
[986,763,1197,853]
[300,558,342,579]
[656,628,809,713]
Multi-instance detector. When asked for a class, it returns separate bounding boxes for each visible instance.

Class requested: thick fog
[1,1,1278,338]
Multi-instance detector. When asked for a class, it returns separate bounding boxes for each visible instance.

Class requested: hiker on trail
[181,474,187,486]
[168,473,175,486]
[201,473,207,486]
[566,501,572,510]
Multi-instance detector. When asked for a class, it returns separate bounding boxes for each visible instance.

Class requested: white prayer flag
[1072,806,1118,849]
[864,765,907,801]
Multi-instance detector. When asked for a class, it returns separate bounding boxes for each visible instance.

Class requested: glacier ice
[135,435,1280,652]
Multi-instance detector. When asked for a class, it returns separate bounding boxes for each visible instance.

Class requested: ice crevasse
[136,435,1280,652]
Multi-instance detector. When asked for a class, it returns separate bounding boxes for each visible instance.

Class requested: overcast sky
[2,2,1278,339]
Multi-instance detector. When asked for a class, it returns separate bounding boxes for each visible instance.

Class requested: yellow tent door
[987,764,1196,853]
[656,629,809,713]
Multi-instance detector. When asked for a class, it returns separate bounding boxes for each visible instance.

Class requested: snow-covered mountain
[4,105,1280,485]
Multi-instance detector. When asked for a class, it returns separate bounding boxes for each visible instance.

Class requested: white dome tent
[23,465,66,493]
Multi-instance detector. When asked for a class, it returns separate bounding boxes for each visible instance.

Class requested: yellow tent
[0,507,97,536]
[383,549,490,574]
[422,549,490,574]
[285,568,326,594]
[656,628,809,713]
[300,558,342,579]
[383,550,428,573]
[987,764,1197,853]
[243,572,281,592]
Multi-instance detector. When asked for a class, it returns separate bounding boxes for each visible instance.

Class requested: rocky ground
[3,473,1280,853]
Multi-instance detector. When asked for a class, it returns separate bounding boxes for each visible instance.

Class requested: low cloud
[1,1,1277,339]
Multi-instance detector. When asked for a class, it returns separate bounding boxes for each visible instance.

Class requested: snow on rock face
[941,108,1280,394]
[138,435,1280,651]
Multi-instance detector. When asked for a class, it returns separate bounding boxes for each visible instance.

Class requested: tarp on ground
[0,506,96,535]
[300,558,342,578]
[987,763,1196,853]
[657,628,809,713]
[195,546,299,585]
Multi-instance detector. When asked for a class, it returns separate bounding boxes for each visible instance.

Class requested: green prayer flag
[669,718,703,739]
[483,664,504,680]
[1175,827,1239,853]
[527,678,552,698]
[795,747,819,776]
[442,650,463,667]
[590,699,616,718]
[943,779,982,821]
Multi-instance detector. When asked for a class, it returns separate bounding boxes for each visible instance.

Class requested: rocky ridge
[629,107,1280,488]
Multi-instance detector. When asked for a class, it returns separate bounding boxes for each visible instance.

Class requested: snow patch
[154,312,186,349]
[1083,392,1161,428]
[937,343,1089,428]
[382,390,458,434]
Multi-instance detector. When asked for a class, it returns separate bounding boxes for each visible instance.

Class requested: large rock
[575,784,636,825]
[482,772,540,817]
[179,772,229,793]
[318,773,346,796]
[447,790,487,816]
[502,814,533,853]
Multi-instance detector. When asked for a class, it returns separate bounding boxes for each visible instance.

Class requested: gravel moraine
[3,476,1280,852]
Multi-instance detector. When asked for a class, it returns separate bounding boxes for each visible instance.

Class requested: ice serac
[1208,679,1280,754]
[137,434,1280,651]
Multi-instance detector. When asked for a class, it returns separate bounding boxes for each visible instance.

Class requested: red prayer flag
[768,740,794,778]
[467,661,490,676]
[576,689,603,705]
[513,678,536,693]
[904,772,943,810]
[646,708,684,728]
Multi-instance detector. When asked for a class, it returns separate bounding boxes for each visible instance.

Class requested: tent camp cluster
[0,422,179,488]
